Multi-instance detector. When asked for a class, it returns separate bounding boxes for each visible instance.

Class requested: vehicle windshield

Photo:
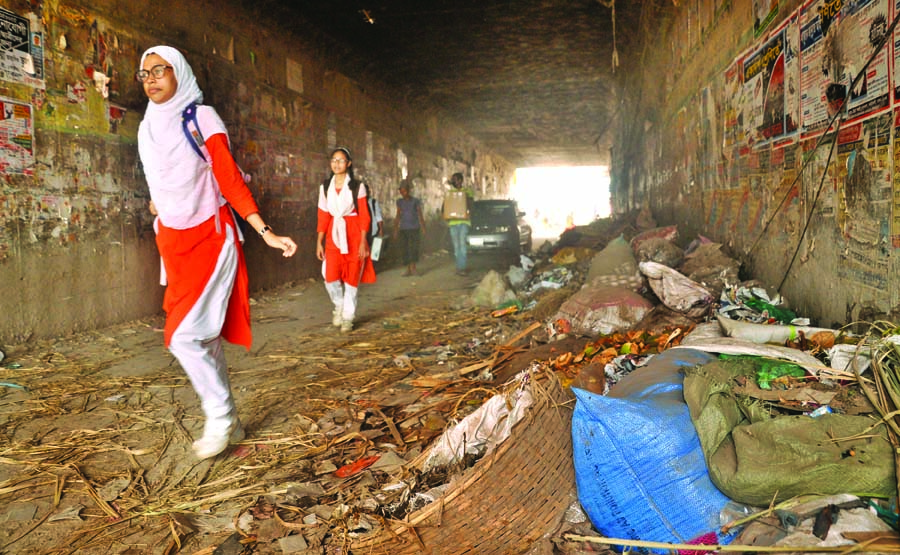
[472,202,516,223]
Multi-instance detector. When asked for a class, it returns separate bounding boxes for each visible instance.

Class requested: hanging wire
[597,0,619,72]
[768,9,900,293]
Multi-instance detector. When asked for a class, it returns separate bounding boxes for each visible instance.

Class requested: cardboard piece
[443,191,469,220]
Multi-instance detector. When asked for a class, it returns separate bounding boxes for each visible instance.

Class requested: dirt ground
[0,250,545,554]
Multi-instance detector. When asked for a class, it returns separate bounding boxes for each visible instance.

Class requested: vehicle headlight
[497,226,509,232]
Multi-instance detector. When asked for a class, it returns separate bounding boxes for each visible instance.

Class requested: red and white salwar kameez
[317,177,377,323]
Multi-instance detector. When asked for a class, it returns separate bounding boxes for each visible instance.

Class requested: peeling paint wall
[0,0,515,342]
[613,0,900,327]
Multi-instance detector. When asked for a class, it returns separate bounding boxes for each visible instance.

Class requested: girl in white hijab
[137,46,297,459]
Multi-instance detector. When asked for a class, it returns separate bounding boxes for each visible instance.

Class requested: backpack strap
[181,102,210,163]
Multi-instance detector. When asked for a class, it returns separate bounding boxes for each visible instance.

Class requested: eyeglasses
[331,158,349,164]
[135,64,172,83]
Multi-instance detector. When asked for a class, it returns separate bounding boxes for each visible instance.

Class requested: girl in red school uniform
[316,147,376,332]
[137,45,297,459]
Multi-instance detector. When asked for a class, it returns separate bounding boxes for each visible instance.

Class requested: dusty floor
[0,251,538,554]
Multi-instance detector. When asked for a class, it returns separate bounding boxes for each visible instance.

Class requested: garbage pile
[471,215,900,554]
[229,213,900,554]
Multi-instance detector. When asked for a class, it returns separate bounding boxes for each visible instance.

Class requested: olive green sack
[682,358,895,506]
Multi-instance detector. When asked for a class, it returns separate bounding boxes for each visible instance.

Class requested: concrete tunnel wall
[611,0,900,328]
[0,0,516,343]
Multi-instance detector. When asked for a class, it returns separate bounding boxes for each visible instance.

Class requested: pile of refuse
[465,214,900,553]
[61,211,891,555]
[205,213,900,553]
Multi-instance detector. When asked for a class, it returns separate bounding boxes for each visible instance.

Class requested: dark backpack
[181,102,251,183]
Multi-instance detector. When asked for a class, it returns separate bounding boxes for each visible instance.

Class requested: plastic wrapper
[423,382,533,471]
[673,337,822,375]
[472,270,516,307]
[827,343,872,375]
[716,314,836,344]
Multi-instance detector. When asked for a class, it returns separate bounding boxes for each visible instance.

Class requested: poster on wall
[723,58,745,150]
[743,24,799,146]
[0,7,44,88]
[841,0,890,119]
[834,112,891,288]
[800,0,890,137]
[755,0,781,36]
[893,0,900,100]
[0,96,35,175]
[784,19,802,143]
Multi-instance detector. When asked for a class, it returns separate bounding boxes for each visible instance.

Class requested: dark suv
[466,200,532,255]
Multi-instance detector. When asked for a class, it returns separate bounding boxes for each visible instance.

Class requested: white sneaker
[332,310,342,327]
[340,320,353,333]
[193,418,245,460]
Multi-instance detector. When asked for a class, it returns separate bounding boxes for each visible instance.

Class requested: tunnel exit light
[512,166,610,241]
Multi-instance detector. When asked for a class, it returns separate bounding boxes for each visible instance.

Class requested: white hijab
[138,46,223,228]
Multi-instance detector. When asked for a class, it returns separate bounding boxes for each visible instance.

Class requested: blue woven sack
[572,348,732,551]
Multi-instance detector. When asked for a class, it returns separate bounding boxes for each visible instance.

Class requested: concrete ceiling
[250,0,661,167]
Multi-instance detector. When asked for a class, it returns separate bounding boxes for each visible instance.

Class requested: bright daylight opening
[511,166,611,246]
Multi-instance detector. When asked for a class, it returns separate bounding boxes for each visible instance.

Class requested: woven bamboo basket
[349,372,576,554]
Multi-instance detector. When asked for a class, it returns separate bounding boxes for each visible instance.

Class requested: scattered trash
[392,354,411,367]
[423,371,534,471]
[551,246,595,265]
[639,261,712,318]
[334,455,380,478]
[519,254,535,271]
[6,210,900,555]
[527,267,575,294]
[48,504,84,523]
[634,237,684,268]
[472,270,517,307]
[491,299,522,317]
[506,265,529,288]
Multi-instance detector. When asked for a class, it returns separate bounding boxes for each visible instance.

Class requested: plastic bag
[572,348,732,550]
[423,385,532,471]
[716,314,836,345]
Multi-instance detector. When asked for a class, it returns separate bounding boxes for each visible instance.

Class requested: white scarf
[325,176,356,254]
[137,46,223,229]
